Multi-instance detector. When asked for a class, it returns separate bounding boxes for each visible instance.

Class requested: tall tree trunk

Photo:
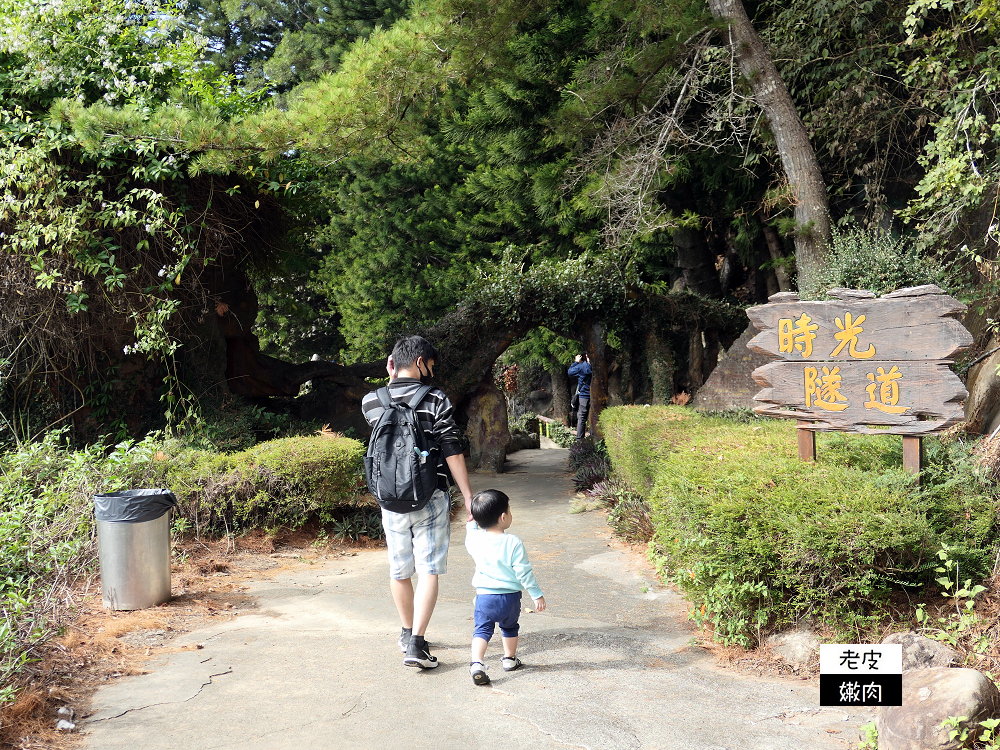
[584,321,609,438]
[762,224,793,292]
[645,328,674,404]
[549,365,571,425]
[708,0,830,297]
[688,327,705,391]
[673,224,722,296]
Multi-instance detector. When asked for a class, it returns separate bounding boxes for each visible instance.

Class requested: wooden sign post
[747,285,973,474]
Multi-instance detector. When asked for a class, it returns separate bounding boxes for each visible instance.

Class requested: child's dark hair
[392,335,438,370]
[471,489,510,529]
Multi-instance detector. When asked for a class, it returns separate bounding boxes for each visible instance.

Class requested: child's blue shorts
[473,592,522,641]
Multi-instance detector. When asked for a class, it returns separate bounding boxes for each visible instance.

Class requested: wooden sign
[746,285,973,436]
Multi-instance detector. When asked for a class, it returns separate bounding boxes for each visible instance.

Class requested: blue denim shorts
[473,592,522,641]
[381,489,451,579]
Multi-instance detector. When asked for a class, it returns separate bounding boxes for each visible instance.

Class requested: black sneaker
[470,662,490,686]
[403,636,438,669]
[398,627,412,654]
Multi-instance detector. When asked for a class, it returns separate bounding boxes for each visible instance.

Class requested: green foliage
[898,0,1000,252]
[511,411,539,433]
[857,722,878,750]
[761,0,918,209]
[0,0,197,107]
[503,328,580,369]
[470,249,639,333]
[312,149,487,360]
[977,717,1000,749]
[915,542,988,648]
[0,0,276,439]
[815,223,937,297]
[0,429,371,704]
[0,430,165,704]
[600,406,1000,647]
[545,420,576,448]
[185,396,315,453]
[156,435,369,533]
[186,0,411,93]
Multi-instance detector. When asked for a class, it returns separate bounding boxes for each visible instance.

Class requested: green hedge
[157,435,369,533]
[600,406,1000,646]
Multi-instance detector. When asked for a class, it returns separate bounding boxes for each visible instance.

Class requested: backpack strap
[406,385,434,411]
[376,387,393,408]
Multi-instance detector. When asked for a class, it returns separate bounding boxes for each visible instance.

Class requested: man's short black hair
[471,489,510,529]
[392,335,438,370]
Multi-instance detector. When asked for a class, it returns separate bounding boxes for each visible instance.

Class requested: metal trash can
[94,489,179,610]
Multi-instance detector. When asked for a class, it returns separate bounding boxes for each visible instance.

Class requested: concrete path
[81,449,873,749]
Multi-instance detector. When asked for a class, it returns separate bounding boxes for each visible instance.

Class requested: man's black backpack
[364,386,440,513]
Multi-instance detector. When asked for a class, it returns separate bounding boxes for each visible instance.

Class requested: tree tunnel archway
[283,258,745,470]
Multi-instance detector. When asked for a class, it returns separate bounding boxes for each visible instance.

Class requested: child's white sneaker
[470,661,490,686]
[501,656,523,672]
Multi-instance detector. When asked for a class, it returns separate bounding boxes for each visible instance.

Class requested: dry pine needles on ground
[0,528,378,749]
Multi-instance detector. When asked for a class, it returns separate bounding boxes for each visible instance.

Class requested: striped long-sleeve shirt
[361,377,463,491]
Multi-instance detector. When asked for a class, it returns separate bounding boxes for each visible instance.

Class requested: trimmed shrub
[600,405,700,490]
[599,406,1000,647]
[157,435,369,533]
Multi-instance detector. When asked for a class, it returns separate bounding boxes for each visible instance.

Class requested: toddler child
[465,489,546,686]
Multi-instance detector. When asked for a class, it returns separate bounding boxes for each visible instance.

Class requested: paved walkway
[81,449,872,749]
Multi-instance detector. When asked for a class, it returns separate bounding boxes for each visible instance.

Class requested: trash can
[94,489,179,610]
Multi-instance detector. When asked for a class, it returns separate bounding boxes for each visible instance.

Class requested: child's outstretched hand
[534,596,546,612]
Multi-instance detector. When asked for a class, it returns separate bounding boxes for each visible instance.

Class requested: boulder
[877,668,1000,750]
[526,389,553,415]
[766,627,820,666]
[464,378,510,472]
[882,632,959,672]
[965,337,1000,434]
[693,323,770,412]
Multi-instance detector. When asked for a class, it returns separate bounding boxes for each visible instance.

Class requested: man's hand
[534,596,547,612]
[465,494,474,523]
[386,355,396,379]
[574,354,583,363]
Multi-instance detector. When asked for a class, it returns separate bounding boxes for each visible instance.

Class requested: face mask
[417,361,433,384]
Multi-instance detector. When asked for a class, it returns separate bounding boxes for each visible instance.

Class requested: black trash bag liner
[94,489,179,523]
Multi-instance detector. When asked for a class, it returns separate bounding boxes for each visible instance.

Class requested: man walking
[362,336,474,669]
[568,353,592,440]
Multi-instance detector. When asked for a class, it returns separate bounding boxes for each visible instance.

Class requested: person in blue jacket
[568,353,592,440]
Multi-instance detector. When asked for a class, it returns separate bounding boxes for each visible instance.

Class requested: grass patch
[600,406,1000,648]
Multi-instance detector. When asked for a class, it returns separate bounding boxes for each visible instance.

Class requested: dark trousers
[576,396,590,440]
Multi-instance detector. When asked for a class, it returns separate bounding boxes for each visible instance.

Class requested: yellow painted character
[804,366,849,411]
[864,366,907,414]
[831,312,876,359]
[779,314,819,358]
